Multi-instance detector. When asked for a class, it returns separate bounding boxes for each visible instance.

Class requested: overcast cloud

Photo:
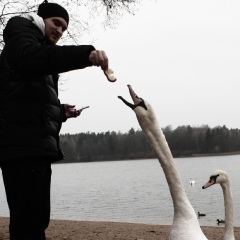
[59,0,240,134]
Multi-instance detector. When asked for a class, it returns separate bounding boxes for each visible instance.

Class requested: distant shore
[1,217,240,239]
[56,151,240,164]
[190,151,240,157]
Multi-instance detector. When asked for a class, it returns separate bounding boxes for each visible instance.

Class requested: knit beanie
[37,1,69,25]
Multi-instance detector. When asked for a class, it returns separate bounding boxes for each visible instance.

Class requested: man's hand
[89,50,108,70]
[64,104,81,119]
[64,104,89,120]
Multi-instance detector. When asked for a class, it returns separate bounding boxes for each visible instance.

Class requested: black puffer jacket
[0,16,95,161]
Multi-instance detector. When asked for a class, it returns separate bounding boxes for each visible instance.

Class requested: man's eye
[54,21,60,26]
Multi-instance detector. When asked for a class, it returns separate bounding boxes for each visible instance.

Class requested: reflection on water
[0,155,240,226]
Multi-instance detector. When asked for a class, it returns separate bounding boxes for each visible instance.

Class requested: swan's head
[202,170,229,189]
[118,85,158,130]
[118,85,147,110]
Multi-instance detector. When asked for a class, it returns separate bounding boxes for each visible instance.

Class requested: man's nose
[56,27,63,36]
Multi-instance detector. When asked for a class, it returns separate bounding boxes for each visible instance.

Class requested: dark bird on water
[198,212,206,218]
[217,219,225,225]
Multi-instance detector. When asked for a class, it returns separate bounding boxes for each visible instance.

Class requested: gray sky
[59,0,240,134]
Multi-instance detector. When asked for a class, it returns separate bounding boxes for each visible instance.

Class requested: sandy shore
[0,217,240,239]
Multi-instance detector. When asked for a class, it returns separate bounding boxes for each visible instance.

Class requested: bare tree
[0,0,140,51]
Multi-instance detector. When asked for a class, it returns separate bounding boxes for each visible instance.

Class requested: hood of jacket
[3,16,45,44]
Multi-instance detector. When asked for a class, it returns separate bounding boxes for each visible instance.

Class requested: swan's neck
[222,182,235,240]
[136,111,194,216]
[133,103,207,239]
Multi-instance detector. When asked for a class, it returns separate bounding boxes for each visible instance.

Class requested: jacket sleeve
[61,104,67,122]
[3,16,96,75]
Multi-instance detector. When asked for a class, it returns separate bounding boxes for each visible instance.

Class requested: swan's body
[118,85,208,240]
[202,170,235,240]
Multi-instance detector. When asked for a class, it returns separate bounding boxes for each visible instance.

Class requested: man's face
[44,17,68,45]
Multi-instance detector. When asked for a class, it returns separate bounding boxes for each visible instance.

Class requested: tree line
[59,125,240,163]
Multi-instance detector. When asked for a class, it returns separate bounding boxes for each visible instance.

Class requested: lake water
[0,155,240,227]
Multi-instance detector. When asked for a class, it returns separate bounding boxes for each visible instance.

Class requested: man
[0,1,109,239]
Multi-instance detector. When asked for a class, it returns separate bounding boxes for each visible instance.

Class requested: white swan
[118,85,208,240]
[202,170,235,240]
[190,178,195,185]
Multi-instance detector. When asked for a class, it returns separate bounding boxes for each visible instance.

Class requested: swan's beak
[202,178,216,189]
[118,85,147,110]
[127,85,143,105]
